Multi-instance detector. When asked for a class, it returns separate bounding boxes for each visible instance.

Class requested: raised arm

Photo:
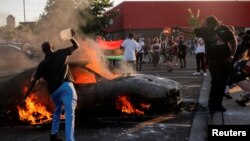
[69,29,80,52]
[175,27,195,34]
[70,38,79,50]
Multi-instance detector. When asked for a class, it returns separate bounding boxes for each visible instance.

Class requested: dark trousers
[208,62,230,109]
[195,53,206,72]
[152,52,160,69]
[136,53,143,71]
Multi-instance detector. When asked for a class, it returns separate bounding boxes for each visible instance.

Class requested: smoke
[69,38,120,80]
[33,0,90,47]
[31,0,133,78]
[1,0,134,78]
[0,46,36,73]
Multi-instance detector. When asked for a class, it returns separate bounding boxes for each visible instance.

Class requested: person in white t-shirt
[121,33,138,70]
[136,37,145,71]
[193,38,207,76]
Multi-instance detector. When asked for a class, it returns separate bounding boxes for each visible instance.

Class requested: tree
[79,0,116,36]
[37,0,84,31]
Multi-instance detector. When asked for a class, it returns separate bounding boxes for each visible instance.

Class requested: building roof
[107,1,250,32]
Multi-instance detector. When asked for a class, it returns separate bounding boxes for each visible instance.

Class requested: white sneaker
[193,72,200,76]
[203,73,207,77]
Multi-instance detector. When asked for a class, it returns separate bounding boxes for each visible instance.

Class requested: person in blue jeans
[21,29,79,141]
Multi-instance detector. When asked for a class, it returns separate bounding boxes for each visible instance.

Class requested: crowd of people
[120,15,250,114]
[121,33,190,72]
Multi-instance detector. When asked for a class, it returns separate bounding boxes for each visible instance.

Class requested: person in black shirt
[21,30,79,141]
[178,36,187,69]
[176,15,237,113]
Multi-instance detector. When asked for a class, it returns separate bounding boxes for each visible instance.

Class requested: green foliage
[37,0,115,36]
[79,0,116,36]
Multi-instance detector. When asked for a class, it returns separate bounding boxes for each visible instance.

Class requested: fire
[163,27,173,36]
[17,87,52,125]
[116,96,151,116]
[140,103,151,110]
[70,39,121,81]
[71,67,97,84]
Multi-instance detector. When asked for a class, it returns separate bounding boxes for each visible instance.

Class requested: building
[6,15,15,30]
[19,21,37,29]
[106,1,250,40]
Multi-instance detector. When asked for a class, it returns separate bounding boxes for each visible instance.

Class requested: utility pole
[23,0,26,47]
[23,0,26,22]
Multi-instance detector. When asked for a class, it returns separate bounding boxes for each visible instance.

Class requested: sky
[0,0,247,27]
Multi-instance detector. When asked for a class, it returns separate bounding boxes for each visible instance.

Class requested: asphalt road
[0,54,205,141]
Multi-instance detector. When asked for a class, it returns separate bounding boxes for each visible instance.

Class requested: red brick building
[105,1,250,40]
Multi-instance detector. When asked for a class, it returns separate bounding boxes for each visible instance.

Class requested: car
[0,64,182,124]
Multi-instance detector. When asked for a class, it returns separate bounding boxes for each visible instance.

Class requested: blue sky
[0,0,245,27]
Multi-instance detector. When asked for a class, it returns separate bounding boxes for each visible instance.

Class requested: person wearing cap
[176,15,237,113]
[21,29,79,141]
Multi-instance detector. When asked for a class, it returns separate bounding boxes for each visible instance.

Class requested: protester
[193,38,207,76]
[223,25,239,99]
[120,33,138,72]
[176,15,237,113]
[166,36,177,72]
[151,38,162,70]
[177,36,187,69]
[136,37,145,71]
[20,29,79,141]
[230,32,250,106]
[231,59,250,106]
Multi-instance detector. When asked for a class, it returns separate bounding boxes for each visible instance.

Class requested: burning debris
[116,95,151,116]
[16,86,52,125]
[17,94,52,125]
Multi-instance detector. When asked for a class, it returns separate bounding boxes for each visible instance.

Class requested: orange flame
[71,67,97,84]
[70,39,121,80]
[17,87,52,125]
[163,27,173,35]
[140,103,151,110]
[116,96,151,115]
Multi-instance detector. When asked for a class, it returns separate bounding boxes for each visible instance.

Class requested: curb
[188,73,211,141]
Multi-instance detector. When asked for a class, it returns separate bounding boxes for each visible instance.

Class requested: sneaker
[203,73,207,77]
[193,72,200,76]
[50,134,63,141]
